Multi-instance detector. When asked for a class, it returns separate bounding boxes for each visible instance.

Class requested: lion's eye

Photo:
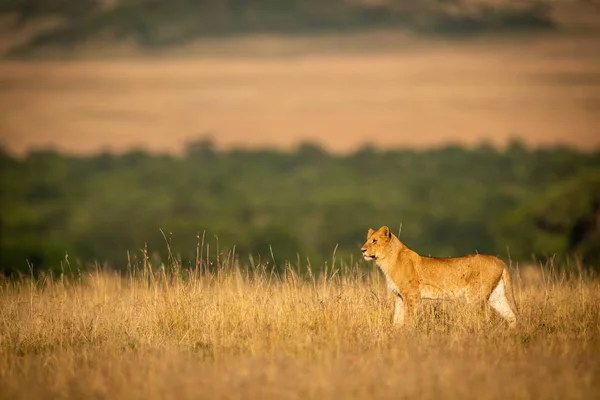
[372,239,377,244]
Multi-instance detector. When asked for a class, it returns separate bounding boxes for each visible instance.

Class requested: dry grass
[0,254,599,400]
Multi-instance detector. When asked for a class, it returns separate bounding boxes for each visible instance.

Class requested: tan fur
[361,226,518,328]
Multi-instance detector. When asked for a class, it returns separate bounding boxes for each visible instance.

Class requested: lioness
[361,226,517,328]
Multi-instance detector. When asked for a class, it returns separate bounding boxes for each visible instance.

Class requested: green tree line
[2,0,554,56]
[1,140,599,277]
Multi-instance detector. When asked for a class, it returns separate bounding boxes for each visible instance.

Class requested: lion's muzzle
[361,248,376,261]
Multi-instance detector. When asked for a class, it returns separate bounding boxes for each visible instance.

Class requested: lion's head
[361,226,392,261]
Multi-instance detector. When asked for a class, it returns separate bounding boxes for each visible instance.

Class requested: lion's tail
[502,266,519,316]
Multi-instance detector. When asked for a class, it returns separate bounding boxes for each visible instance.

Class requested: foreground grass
[0,260,599,399]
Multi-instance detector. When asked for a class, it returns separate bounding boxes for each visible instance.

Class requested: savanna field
[1,1,600,398]
[1,124,598,400]
[1,250,598,400]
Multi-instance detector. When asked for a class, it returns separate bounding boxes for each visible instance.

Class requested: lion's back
[417,253,505,290]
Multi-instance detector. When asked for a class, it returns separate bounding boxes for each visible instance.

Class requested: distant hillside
[0,0,556,57]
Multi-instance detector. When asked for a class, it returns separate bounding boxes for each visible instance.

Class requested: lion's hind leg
[488,279,517,328]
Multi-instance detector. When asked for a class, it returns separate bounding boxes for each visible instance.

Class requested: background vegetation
[1,141,599,276]
[0,0,556,56]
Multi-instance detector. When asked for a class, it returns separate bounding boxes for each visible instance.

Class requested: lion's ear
[379,226,391,239]
[367,228,375,238]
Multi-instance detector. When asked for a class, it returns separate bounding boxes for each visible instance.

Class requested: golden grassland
[1,33,600,156]
[0,255,599,399]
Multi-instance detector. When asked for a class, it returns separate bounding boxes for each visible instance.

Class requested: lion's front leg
[398,294,419,328]
[393,295,405,326]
